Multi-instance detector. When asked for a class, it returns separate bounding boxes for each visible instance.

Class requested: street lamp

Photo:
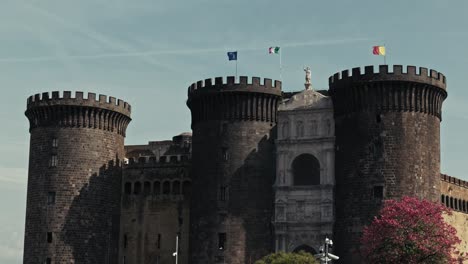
[315,236,339,264]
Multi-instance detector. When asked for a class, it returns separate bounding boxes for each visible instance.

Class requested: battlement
[329,65,446,90]
[187,76,282,97]
[27,91,131,116]
[441,174,468,189]
[328,65,448,118]
[25,91,132,135]
[124,155,191,168]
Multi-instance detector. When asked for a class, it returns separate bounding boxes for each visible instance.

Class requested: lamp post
[173,235,178,264]
[316,236,339,264]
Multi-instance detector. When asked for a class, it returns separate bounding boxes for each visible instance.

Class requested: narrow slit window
[222,148,229,161]
[46,258,51,264]
[50,155,58,167]
[123,234,128,249]
[47,192,56,205]
[157,234,161,249]
[218,233,226,250]
[373,186,384,199]
[47,232,53,243]
[52,138,58,148]
[219,186,227,201]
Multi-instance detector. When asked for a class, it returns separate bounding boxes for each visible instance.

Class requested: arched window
[172,181,181,195]
[282,122,289,138]
[441,195,445,204]
[446,196,450,208]
[455,198,458,210]
[143,181,151,195]
[293,244,317,255]
[292,154,320,185]
[134,182,141,195]
[450,197,454,209]
[163,181,170,195]
[153,181,161,195]
[296,121,304,138]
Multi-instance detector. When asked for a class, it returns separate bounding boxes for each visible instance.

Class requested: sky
[1,0,468,263]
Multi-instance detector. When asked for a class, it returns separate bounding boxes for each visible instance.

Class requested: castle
[22,65,468,264]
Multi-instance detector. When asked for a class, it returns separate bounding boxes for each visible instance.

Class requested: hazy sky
[1,0,468,263]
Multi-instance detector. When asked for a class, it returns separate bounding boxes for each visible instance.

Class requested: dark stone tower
[329,65,447,263]
[24,91,131,264]
[187,76,282,264]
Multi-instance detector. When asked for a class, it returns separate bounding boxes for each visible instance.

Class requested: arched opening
[163,181,170,195]
[133,182,141,195]
[143,181,151,195]
[153,181,161,195]
[292,154,320,185]
[293,244,317,255]
[172,181,181,195]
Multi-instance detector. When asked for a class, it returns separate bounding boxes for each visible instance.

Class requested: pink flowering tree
[361,196,463,264]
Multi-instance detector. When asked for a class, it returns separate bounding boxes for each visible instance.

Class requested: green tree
[254,251,319,264]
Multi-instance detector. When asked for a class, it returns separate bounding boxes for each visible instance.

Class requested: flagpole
[383,43,386,65]
[279,48,282,81]
[236,59,238,78]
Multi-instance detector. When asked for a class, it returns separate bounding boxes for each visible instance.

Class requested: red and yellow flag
[373,46,386,56]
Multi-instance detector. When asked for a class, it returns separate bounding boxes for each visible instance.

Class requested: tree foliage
[361,196,463,264]
[254,251,318,264]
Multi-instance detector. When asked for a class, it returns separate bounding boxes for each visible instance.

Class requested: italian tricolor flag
[269,47,280,54]
[373,46,386,56]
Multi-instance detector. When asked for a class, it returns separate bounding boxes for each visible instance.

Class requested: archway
[293,244,317,255]
[292,154,320,185]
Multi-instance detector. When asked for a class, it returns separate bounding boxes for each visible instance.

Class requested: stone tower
[187,76,282,264]
[328,65,447,263]
[24,91,131,264]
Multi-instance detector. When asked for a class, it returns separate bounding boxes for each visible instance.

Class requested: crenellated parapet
[186,76,282,126]
[25,91,132,136]
[329,65,448,119]
[441,174,468,189]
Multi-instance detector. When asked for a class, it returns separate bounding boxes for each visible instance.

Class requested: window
[170,156,178,163]
[292,154,320,185]
[163,181,170,195]
[143,182,151,195]
[219,186,227,201]
[153,181,161,195]
[222,148,229,161]
[373,186,384,199]
[46,258,51,264]
[47,232,53,243]
[133,182,141,195]
[172,181,180,195]
[218,233,226,250]
[50,155,58,167]
[157,234,161,249]
[296,121,304,137]
[123,234,128,249]
[47,192,56,205]
[52,138,58,148]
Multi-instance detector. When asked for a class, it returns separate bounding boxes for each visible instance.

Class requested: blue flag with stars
[227,51,237,61]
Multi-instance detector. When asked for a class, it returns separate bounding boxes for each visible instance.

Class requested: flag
[227,51,237,61]
[373,46,386,56]
[269,47,280,54]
